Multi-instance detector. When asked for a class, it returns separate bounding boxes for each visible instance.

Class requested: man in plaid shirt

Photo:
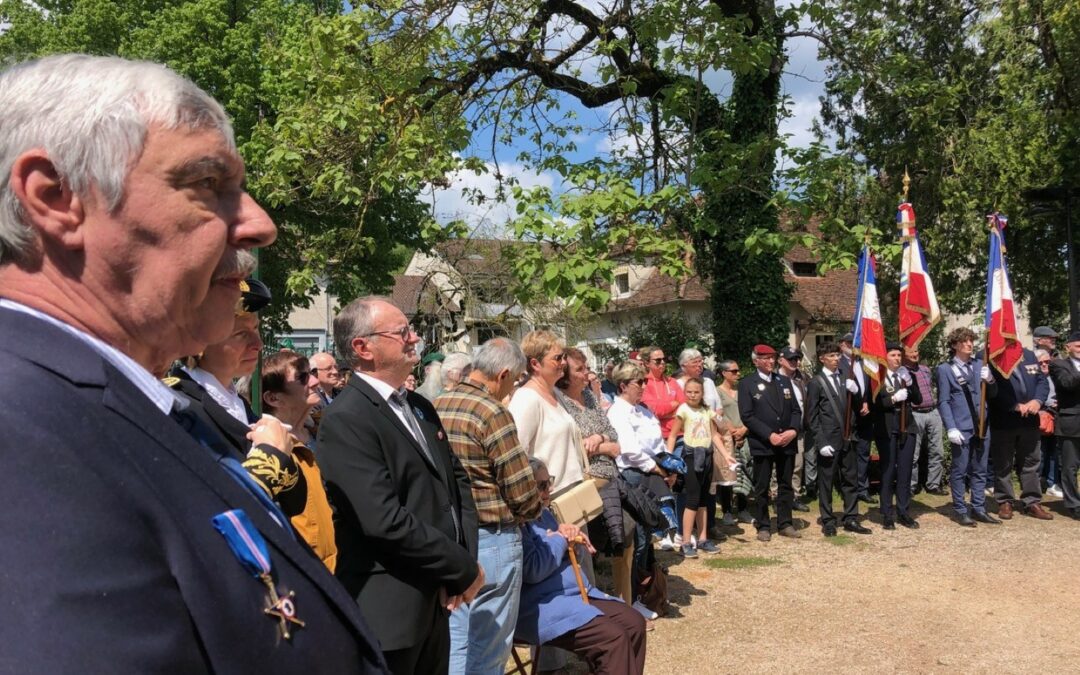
[435,338,542,675]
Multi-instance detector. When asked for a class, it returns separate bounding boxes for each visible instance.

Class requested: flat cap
[1034,326,1059,338]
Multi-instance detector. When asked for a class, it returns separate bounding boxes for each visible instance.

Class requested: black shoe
[843,521,872,535]
[793,500,810,512]
[972,511,1001,525]
[956,513,977,527]
[897,514,920,529]
[858,494,879,505]
[883,518,896,530]
[1068,508,1080,521]
[927,486,950,496]
[822,524,838,537]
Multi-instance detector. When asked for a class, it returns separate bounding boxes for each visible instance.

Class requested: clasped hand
[768,429,797,447]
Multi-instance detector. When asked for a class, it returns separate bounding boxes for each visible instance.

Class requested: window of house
[475,323,509,344]
[615,272,630,295]
[791,262,818,277]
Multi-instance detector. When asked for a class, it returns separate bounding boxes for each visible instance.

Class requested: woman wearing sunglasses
[717,360,753,525]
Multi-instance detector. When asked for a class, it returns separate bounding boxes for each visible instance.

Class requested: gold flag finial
[902,167,911,201]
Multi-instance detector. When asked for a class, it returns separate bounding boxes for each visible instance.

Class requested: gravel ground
[513,491,1080,674]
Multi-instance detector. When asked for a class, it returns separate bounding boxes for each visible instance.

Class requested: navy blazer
[988,348,1049,430]
[737,371,803,456]
[1049,358,1080,438]
[937,357,996,441]
[806,370,849,452]
[317,375,479,652]
[0,307,387,674]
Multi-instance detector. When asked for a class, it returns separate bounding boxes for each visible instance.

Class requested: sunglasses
[725,368,740,374]
[537,478,554,491]
[293,370,312,382]
[650,357,666,364]
[362,325,414,341]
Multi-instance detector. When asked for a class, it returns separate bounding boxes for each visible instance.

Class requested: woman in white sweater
[509,330,584,495]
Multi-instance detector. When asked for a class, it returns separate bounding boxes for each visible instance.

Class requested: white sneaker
[1047,485,1064,498]
[633,600,659,620]
[658,535,675,551]
[673,534,683,547]
[722,512,737,526]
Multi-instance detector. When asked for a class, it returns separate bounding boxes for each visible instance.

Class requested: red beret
[753,344,777,356]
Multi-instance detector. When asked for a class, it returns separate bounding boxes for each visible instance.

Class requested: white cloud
[431,161,559,238]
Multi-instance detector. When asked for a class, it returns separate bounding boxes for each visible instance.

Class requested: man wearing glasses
[317,296,484,674]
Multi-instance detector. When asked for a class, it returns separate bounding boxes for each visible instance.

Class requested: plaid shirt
[910,363,937,411]
[435,381,541,527]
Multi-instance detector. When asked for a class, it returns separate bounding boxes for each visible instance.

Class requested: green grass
[702,555,783,570]
[825,534,857,546]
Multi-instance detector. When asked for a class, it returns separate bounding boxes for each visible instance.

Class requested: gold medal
[260,572,305,639]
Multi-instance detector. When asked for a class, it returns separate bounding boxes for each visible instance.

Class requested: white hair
[442,352,473,382]
[472,338,526,378]
[1034,348,1050,360]
[0,54,234,264]
[678,348,703,366]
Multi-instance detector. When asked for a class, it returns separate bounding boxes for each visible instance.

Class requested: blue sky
[430,6,831,234]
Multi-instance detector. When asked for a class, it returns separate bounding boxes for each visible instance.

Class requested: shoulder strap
[818,373,844,424]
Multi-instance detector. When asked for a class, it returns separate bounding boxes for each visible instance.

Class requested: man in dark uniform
[738,344,803,542]
[778,346,812,509]
[1048,332,1080,520]
[873,341,922,530]
[840,332,879,504]
[807,341,872,536]
[988,344,1053,520]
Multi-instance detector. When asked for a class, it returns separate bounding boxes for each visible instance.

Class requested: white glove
[892,388,909,402]
[819,445,835,458]
[845,379,860,394]
[947,428,964,446]
[980,366,993,383]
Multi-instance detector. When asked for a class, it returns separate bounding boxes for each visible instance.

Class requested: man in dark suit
[988,345,1053,519]
[937,327,1000,527]
[807,341,872,536]
[0,55,386,672]
[840,332,879,504]
[872,341,923,530]
[738,344,803,542]
[778,346,812,509]
[318,296,483,674]
[1048,332,1080,520]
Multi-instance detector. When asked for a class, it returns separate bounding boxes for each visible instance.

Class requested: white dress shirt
[184,366,249,424]
[606,397,664,473]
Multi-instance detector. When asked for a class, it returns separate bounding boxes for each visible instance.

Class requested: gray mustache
[215,249,257,279]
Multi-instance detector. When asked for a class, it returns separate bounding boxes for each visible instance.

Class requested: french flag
[852,244,888,398]
[985,213,1022,377]
[898,202,940,348]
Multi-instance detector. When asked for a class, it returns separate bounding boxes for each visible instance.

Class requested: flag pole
[978,214,999,439]
[899,170,912,435]
[845,230,873,440]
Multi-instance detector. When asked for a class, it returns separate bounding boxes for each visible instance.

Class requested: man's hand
[892,388,909,403]
[819,445,835,458]
[860,403,870,416]
[1017,400,1041,416]
[846,379,860,394]
[461,565,485,605]
[778,429,797,446]
[980,366,993,383]
[947,429,964,446]
[769,432,784,446]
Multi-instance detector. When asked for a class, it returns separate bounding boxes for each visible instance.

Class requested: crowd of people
[5,54,1080,675]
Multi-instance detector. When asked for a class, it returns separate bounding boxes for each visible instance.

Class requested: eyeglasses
[537,479,553,491]
[650,358,666,364]
[632,378,646,386]
[361,325,414,341]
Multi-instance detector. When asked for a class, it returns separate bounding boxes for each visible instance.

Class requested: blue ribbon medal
[212,509,305,639]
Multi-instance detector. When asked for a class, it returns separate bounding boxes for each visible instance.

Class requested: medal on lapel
[212,509,306,640]
[757,383,766,392]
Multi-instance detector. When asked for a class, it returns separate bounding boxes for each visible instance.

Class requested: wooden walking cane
[567,537,590,605]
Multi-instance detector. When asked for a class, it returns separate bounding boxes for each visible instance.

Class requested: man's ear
[9,150,86,250]
[351,336,372,362]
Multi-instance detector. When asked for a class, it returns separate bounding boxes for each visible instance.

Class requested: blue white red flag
[985,213,1022,377]
[852,244,888,398]
[898,202,940,348]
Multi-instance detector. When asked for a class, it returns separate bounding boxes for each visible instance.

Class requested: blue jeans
[448,526,523,675]
[950,433,989,515]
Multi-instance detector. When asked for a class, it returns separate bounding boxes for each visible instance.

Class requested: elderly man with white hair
[442,351,473,392]
[0,55,386,672]
[676,347,720,411]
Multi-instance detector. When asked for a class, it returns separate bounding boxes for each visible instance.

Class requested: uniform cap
[238,278,271,314]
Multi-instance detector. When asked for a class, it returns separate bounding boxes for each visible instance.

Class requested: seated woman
[258,350,338,572]
[517,458,646,675]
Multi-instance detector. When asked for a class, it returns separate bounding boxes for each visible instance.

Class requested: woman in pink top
[639,346,685,438]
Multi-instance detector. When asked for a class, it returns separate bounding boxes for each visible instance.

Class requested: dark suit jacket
[737,371,803,456]
[1049,358,1080,438]
[873,371,922,436]
[839,354,875,436]
[317,375,479,652]
[0,307,387,674]
[988,348,1050,429]
[169,367,253,456]
[806,370,849,453]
